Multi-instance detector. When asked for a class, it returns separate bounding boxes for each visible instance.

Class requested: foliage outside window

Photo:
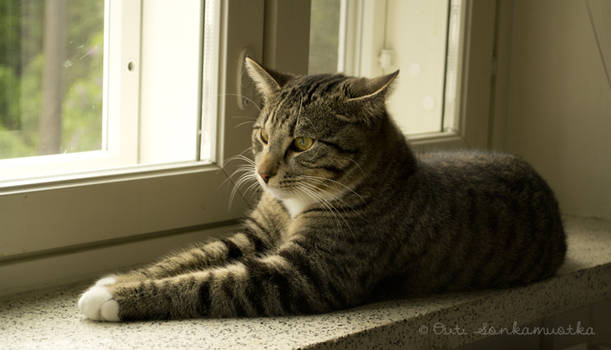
[0,0,104,159]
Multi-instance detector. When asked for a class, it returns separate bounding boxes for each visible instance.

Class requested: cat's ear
[342,70,399,124]
[345,70,399,102]
[244,57,293,100]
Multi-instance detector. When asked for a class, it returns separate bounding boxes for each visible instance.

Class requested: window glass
[308,0,341,74]
[0,0,216,185]
[0,0,105,159]
[308,0,462,136]
[384,0,450,134]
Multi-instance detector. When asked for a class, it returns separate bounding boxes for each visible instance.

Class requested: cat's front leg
[78,243,360,321]
[84,217,274,288]
[78,273,208,321]
[79,270,222,321]
[78,282,121,321]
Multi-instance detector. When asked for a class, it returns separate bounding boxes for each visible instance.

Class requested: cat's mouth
[256,175,291,199]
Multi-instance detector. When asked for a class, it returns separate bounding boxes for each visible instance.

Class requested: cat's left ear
[244,57,293,101]
[342,70,399,124]
[345,70,399,103]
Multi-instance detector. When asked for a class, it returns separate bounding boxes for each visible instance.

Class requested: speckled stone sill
[1,216,610,350]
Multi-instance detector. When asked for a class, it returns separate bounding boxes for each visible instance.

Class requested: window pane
[0,1,219,185]
[308,0,461,136]
[0,0,105,159]
[384,0,450,135]
[308,0,341,74]
[138,0,204,164]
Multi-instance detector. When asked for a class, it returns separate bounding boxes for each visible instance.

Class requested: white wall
[497,0,611,220]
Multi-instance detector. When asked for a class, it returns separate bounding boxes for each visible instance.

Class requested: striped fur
[79,59,566,321]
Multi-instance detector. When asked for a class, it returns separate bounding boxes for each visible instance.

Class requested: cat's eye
[260,129,269,144]
[293,137,314,152]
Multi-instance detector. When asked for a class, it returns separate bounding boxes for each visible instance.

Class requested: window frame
[0,0,263,261]
[0,0,141,182]
[0,0,497,295]
[340,0,495,151]
[409,0,496,151]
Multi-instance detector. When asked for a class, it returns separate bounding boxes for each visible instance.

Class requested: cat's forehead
[279,75,346,107]
[261,74,348,127]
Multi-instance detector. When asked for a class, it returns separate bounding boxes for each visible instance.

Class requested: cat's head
[244,57,398,204]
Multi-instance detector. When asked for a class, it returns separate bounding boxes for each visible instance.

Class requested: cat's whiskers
[242,179,262,201]
[228,170,258,211]
[235,154,256,164]
[220,166,254,189]
[220,153,258,210]
[239,146,255,156]
[234,120,256,129]
[224,154,255,167]
[316,191,363,220]
[231,115,257,120]
[301,179,364,230]
[299,179,358,215]
[300,175,365,203]
[305,187,353,235]
[295,184,339,228]
[220,153,256,186]
[297,182,353,234]
[345,157,366,177]
[220,93,262,112]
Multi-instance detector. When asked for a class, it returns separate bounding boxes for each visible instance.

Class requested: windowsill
[1,215,610,349]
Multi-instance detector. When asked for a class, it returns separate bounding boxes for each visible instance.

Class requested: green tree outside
[0,0,104,159]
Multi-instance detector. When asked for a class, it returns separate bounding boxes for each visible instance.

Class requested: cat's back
[415,150,565,240]
[387,150,567,294]
[414,150,562,205]
[418,150,537,187]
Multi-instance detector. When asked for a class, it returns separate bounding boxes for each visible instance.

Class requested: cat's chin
[262,185,321,218]
[263,185,292,200]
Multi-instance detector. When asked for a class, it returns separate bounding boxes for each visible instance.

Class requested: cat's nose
[258,171,274,183]
[257,155,278,184]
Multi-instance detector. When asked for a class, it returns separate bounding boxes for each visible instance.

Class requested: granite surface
[1,216,610,350]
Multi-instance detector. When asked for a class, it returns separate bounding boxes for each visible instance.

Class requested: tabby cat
[78,57,566,321]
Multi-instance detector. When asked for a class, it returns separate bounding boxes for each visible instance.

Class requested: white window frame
[339,0,495,151]
[1,0,214,184]
[0,0,264,262]
[0,0,141,182]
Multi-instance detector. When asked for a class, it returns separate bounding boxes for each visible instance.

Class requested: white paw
[78,285,120,322]
[95,275,118,287]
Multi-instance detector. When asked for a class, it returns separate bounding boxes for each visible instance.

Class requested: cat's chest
[281,197,317,218]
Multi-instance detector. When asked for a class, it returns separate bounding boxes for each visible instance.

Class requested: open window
[308,0,495,149]
[0,0,496,295]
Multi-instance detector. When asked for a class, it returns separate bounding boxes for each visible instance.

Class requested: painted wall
[498,0,611,220]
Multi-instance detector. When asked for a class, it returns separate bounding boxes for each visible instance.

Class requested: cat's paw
[94,275,118,287]
[78,285,120,322]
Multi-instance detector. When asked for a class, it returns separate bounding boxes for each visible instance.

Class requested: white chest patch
[282,197,316,218]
